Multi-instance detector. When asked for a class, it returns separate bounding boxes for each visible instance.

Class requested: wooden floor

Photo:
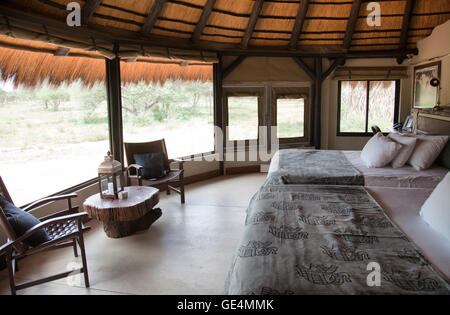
[0,173,267,295]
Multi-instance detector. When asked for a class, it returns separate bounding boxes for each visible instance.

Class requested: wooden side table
[83,186,161,238]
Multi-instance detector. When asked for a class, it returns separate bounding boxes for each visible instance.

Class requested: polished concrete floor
[0,173,266,295]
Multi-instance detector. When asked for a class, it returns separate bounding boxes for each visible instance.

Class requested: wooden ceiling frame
[241,0,265,49]
[289,0,310,50]
[397,0,416,64]
[141,0,168,37]
[343,0,363,50]
[191,0,216,44]
[81,0,103,26]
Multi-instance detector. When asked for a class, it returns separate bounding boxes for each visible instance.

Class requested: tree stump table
[83,186,161,238]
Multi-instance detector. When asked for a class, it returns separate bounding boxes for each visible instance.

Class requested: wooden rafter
[399,0,416,50]
[293,57,315,80]
[81,0,102,26]
[191,0,216,44]
[289,0,310,50]
[241,0,265,49]
[141,0,167,37]
[343,0,362,49]
[54,47,70,56]
[321,58,345,80]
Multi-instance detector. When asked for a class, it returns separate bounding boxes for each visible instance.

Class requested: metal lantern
[98,151,124,199]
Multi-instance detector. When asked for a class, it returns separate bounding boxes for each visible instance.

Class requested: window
[276,98,305,139]
[122,79,214,158]
[0,79,108,206]
[227,96,259,141]
[338,80,399,136]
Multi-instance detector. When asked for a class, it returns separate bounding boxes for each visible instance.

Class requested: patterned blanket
[266,149,364,186]
[224,184,450,295]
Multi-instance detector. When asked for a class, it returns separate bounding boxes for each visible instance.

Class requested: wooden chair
[124,139,185,204]
[0,176,90,295]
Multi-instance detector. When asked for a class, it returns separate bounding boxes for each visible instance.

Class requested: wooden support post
[313,57,322,149]
[105,51,124,164]
[213,56,224,175]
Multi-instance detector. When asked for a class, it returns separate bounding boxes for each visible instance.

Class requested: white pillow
[408,135,449,171]
[388,133,417,168]
[420,172,450,242]
[361,133,402,168]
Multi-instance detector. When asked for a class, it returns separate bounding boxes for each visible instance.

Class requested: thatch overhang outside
[0,0,448,62]
[0,35,213,88]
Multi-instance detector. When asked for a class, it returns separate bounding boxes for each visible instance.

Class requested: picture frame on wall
[413,61,441,109]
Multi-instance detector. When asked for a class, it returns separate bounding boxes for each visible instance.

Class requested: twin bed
[225,149,450,295]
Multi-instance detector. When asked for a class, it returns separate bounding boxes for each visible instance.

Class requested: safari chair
[0,176,90,295]
[124,139,185,204]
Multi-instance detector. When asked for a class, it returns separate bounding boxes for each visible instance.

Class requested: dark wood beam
[81,0,102,26]
[313,57,322,149]
[105,54,124,165]
[321,58,346,80]
[241,0,265,49]
[343,0,362,49]
[191,0,216,44]
[223,56,246,79]
[213,56,224,175]
[141,0,167,37]
[293,57,315,80]
[397,0,416,64]
[289,0,310,50]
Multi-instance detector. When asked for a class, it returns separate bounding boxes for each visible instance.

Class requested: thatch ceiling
[0,0,448,59]
[0,35,212,88]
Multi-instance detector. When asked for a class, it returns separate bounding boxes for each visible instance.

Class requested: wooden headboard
[412,109,450,135]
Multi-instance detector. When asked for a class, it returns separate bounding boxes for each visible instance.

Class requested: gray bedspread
[224,184,449,295]
[266,149,364,186]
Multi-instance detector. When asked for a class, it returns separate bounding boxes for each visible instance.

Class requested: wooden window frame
[337,79,400,137]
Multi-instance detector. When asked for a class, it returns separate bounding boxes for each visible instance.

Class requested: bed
[224,184,450,295]
[266,149,448,189]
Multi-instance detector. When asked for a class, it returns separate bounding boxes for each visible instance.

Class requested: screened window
[277,98,305,138]
[338,80,399,135]
[122,80,214,158]
[0,80,108,206]
[227,96,259,141]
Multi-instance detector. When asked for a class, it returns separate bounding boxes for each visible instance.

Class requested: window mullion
[365,80,370,134]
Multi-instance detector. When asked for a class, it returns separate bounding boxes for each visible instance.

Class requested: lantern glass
[98,151,124,199]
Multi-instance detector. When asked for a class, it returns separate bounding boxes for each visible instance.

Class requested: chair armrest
[39,207,79,222]
[22,193,78,212]
[169,158,184,171]
[0,212,88,255]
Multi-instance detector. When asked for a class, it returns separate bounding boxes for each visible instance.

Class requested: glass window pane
[339,81,367,133]
[368,81,396,132]
[0,80,108,205]
[122,80,214,158]
[228,96,259,141]
[277,98,305,138]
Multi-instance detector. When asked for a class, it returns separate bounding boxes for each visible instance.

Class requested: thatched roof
[0,0,448,61]
[0,35,212,88]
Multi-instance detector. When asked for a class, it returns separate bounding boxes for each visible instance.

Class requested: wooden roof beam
[81,0,103,26]
[397,0,416,64]
[343,0,362,50]
[141,0,167,37]
[223,56,246,79]
[54,47,70,56]
[191,0,216,44]
[289,0,310,50]
[293,57,315,80]
[241,0,265,49]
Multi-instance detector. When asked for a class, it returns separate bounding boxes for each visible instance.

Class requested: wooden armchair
[124,139,185,204]
[0,176,90,295]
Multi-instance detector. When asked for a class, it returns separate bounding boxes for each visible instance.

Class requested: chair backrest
[124,139,170,172]
[0,176,18,241]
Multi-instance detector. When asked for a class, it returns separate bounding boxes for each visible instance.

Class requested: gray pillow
[0,198,51,247]
[133,152,166,180]
[436,139,450,169]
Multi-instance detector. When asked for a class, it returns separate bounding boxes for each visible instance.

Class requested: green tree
[37,84,70,111]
